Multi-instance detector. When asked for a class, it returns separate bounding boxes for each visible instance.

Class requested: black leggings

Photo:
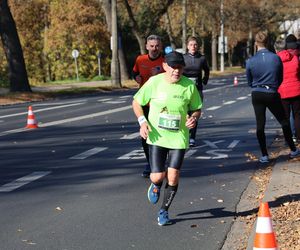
[281,96,300,140]
[251,91,296,156]
[149,145,186,173]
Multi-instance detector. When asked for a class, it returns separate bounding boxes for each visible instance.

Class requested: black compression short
[148,145,186,173]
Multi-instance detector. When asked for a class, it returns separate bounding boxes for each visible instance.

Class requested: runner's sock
[161,183,178,211]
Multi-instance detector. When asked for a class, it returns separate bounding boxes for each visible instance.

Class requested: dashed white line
[248,128,280,134]
[97,98,112,102]
[0,105,133,137]
[227,140,240,149]
[237,96,248,100]
[121,132,140,139]
[0,103,84,119]
[0,171,51,192]
[223,101,236,105]
[206,106,221,111]
[69,147,108,159]
[104,101,126,104]
[184,149,197,158]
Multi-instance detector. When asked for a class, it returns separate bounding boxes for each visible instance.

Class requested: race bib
[158,113,181,131]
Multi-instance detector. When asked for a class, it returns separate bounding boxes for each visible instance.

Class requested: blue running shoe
[157,209,172,226]
[147,183,160,204]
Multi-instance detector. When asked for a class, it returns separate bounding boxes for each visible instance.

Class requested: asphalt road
[0,74,280,250]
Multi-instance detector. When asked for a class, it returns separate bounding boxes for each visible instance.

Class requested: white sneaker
[259,155,269,163]
[290,148,300,158]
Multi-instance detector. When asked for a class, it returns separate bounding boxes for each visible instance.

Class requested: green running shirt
[134,73,202,149]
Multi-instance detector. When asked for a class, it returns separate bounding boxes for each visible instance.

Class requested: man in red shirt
[133,35,165,177]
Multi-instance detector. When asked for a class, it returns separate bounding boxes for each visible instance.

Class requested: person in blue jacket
[246,31,300,163]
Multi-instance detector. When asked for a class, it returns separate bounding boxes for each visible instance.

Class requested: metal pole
[220,0,224,72]
[98,56,101,76]
[74,57,79,81]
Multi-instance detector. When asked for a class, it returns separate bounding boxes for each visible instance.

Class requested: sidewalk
[246,138,300,250]
[31,80,113,92]
[222,134,300,250]
[0,80,113,95]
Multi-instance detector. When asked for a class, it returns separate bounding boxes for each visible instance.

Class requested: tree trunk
[228,47,232,67]
[182,0,187,53]
[0,0,31,92]
[211,30,217,71]
[134,31,146,54]
[123,0,175,54]
[164,12,176,49]
[100,0,129,81]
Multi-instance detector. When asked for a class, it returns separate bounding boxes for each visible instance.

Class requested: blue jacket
[246,49,283,93]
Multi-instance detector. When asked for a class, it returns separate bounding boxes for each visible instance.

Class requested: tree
[122,0,175,54]
[9,0,49,83]
[0,0,31,92]
[100,0,129,81]
[45,0,110,80]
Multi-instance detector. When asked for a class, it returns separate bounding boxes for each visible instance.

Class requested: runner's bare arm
[132,99,151,139]
[186,110,201,129]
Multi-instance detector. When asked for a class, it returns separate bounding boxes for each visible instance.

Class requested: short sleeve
[189,85,202,111]
[133,78,153,105]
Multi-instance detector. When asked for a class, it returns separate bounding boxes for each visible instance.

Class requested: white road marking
[120,95,132,99]
[248,128,280,134]
[196,140,225,149]
[33,100,87,106]
[121,132,140,139]
[237,96,248,100]
[196,149,231,160]
[104,101,126,104]
[38,105,132,127]
[70,147,107,159]
[227,140,240,148]
[184,149,197,158]
[206,106,221,111]
[0,105,132,137]
[203,86,228,93]
[223,101,236,105]
[0,171,51,192]
[0,102,84,119]
[97,98,112,102]
[208,79,227,83]
[118,149,145,159]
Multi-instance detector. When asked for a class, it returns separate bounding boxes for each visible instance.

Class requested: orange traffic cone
[234,76,238,86]
[253,202,277,250]
[26,106,38,129]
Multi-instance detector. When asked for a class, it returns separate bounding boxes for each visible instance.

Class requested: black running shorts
[148,144,186,173]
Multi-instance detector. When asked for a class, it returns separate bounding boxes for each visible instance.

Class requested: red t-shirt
[133,54,165,87]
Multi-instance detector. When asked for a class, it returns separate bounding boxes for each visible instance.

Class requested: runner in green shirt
[132,51,202,226]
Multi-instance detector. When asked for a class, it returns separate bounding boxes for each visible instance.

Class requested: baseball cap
[285,34,298,49]
[165,51,185,67]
